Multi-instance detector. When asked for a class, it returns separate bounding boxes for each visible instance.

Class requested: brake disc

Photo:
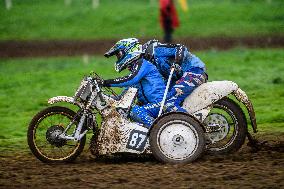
[203,113,230,144]
[46,125,67,147]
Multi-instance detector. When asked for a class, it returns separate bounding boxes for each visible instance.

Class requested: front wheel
[150,113,205,164]
[204,98,247,154]
[27,106,86,163]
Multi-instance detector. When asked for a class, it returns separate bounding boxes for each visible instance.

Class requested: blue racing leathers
[103,59,165,127]
[165,72,207,112]
[145,42,207,113]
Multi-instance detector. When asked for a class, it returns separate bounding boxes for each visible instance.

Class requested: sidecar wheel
[27,106,86,163]
[150,113,205,164]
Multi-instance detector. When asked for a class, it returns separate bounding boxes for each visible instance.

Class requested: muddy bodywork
[48,96,84,108]
[47,88,149,155]
[48,81,258,156]
[182,81,257,132]
[232,88,257,133]
[182,81,238,121]
[97,113,150,155]
[95,88,150,155]
[113,88,138,110]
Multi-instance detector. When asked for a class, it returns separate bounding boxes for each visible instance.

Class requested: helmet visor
[115,50,124,61]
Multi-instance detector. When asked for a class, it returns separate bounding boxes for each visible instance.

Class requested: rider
[143,39,208,113]
[102,38,166,128]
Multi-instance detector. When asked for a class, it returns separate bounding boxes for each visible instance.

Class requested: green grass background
[0,0,283,40]
[0,48,283,151]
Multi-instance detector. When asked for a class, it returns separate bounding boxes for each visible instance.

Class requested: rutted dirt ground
[1,35,284,58]
[0,134,283,189]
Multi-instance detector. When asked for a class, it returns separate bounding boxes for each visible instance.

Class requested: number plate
[126,130,148,152]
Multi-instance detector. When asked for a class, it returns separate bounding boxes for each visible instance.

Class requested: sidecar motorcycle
[27,72,257,164]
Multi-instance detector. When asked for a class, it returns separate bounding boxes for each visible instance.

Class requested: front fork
[58,90,99,141]
[59,110,96,141]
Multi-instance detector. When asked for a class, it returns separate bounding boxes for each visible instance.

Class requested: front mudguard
[48,96,84,109]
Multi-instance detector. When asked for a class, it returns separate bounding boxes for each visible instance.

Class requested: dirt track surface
[0,134,283,189]
[1,35,284,58]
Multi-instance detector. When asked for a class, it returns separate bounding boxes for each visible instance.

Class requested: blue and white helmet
[104,38,142,72]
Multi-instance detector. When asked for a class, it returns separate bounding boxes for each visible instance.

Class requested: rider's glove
[172,63,182,72]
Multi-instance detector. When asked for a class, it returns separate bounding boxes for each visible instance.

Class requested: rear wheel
[150,113,205,164]
[27,106,86,163]
[204,98,247,154]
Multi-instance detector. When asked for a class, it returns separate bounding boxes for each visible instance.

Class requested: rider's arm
[155,43,186,65]
[103,60,148,88]
[155,44,176,58]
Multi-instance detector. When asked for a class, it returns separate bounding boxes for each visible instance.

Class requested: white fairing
[113,88,138,109]
[93,87,137,111]
[182,81,238,114]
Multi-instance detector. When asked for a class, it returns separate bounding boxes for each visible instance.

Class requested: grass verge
[0,0,283,40]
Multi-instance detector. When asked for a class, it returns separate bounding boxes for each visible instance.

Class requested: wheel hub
[172,134,184,145]
[203,113,230,143]
[46,125,67,147]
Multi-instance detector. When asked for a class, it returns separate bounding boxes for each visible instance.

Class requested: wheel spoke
[58,147,68,157]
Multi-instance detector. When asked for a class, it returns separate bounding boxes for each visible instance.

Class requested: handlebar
[90,71,119,100]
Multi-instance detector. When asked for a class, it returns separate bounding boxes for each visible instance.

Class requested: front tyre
[150,113,205,164]
[27,106,86,163]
